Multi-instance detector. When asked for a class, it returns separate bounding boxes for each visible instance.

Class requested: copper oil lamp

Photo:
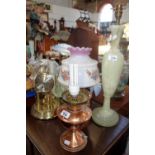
[57,89,92,152]
[57,47,100,152]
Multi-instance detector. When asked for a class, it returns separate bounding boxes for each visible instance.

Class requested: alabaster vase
[92,25,124,127]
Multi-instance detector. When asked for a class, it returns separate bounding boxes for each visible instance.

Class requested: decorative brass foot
[31,92,60,120]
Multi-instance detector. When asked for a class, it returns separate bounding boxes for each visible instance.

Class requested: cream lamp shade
[58,47,100,88]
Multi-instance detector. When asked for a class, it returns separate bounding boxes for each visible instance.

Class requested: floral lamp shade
[58,47,100,88]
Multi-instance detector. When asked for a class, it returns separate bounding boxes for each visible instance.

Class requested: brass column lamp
[114,4,123,24]
[31,59,60,120]
[31,73,55,119]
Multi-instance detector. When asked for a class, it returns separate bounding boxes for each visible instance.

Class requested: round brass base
[60,128,87,152]
[31,104,54,120]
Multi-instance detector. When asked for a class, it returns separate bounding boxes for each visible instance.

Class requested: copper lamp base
[60,126,87,152]
[57,90,91,152]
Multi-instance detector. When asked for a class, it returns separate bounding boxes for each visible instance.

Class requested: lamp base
[31,104,54,120]
[92,107,119,127]
[60,127,87,152]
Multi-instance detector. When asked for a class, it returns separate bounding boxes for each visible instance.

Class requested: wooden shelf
[26,90,129,155]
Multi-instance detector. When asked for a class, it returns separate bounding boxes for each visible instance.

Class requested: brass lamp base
[31,104,55,120]
[60,126,87,152]
[31,92,60,120]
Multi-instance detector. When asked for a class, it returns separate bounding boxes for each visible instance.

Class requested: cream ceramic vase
[92,25,124,127]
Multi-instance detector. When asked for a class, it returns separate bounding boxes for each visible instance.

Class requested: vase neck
[109,45,120,53]
[109,34,121,50]
[102,96,111,111]
[109,25,124,50]
[110,41,120,50]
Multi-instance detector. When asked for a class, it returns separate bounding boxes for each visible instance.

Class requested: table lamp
[57,47,100,152]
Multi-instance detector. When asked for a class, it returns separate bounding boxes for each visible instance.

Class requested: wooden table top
[27,102,129,155]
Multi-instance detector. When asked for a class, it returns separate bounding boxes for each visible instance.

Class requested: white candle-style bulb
[69,64,79,86]
[73,64,78,86]
[69,64,79,97]
[69,64,74,86]
[69,85,80,97]
[73,64,75,85]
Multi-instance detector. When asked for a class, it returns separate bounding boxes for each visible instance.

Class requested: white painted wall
[33,0,128,30]
[96,4,129,24]
[33,0,80,30]
[48,5,80,30]
[34,0,72,8]
[86,4,129,31]
[52,0,72,7]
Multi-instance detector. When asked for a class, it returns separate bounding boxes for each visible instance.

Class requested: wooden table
[26,93,129,155]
